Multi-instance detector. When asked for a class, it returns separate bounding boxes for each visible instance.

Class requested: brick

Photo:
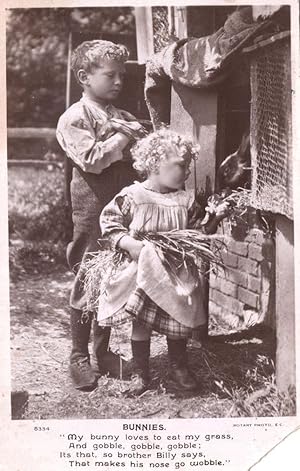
[248,243,264,261]
[211,288,242,314]
[217,267,227,279]
[209,300,221,317]
[221,280,238,297]
[209,288,219,304]
[209,274,218,289]
[225,268,248,288]
[210,267,226,282]
[225,296,244,315]
[238,257,259,276]
[221,251,238,268]
[228,240,249,256]
[211,290,230,308]
[248,274,261,293]
[238,286,259,309]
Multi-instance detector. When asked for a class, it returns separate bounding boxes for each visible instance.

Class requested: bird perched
[217,132,251,190]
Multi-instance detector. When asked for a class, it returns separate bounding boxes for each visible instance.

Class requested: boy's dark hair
[71,40,130,84]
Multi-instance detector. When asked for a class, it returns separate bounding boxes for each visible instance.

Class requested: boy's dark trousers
[67,160,137,389]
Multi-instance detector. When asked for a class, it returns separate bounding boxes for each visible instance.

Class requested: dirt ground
[10,268,295,420]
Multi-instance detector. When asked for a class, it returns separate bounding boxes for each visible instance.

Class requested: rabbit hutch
[136,5,295,391]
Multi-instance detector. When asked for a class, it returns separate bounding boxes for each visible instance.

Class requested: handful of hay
[200,187,251,224]
[83,230,226,312]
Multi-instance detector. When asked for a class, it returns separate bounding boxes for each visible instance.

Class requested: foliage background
[6,7,135,128]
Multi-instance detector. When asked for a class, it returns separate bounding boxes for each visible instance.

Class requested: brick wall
[209,210,275,330]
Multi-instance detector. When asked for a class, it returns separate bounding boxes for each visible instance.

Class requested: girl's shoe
[124,339,151,397]
[125,371,150,397]
[167,338,199,392]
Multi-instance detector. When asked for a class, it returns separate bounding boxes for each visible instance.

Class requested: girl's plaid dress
[97,181,208,339]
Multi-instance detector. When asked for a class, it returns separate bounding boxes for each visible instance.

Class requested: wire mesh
[250,37,293,219]
[152,6,170,53]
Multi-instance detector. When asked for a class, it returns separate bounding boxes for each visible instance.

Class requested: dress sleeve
[100,191,132,249]
[187,199,206,229]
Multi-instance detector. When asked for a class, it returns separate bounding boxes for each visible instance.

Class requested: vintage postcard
[0,1,299,470]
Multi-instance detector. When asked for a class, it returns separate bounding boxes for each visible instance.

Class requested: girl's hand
[214,201,231,219]
[202,202,231,234]
[118,235,144,262]
[128,240,144,261]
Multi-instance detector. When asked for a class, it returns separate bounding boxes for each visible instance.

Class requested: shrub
[8,167,72,279]
[9,240,67,281]
[8,167,71,243]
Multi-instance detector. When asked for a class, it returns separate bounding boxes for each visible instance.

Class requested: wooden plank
[243,31,290,54]
[7,160,63,169]
[275,215,295,391]
[7,128,56,139]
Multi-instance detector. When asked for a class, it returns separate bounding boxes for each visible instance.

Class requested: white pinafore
[97,182,207,328]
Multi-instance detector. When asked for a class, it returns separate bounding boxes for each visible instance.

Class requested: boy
[56,40,146,391]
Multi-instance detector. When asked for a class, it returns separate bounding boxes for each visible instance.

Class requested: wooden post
[64,31,73,210]
[134,7,154,64]
[170,82,217,194]
[174,6,188,38]
[66,31,72,109]
[169,7,218,343]
[170,83,218,341]
[275,215,295,391]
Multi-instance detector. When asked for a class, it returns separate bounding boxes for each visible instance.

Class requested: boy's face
[79,59,126,103]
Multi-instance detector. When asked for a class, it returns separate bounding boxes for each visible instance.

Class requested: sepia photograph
[6,3,296,423]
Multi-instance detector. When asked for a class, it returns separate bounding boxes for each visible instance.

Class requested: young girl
[98,129,228,396]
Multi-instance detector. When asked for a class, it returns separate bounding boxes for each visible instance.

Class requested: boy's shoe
[123,339,151,397]
[167,338,199,392]
[70,357,98,391]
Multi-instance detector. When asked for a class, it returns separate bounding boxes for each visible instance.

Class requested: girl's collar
[141,180,182,194]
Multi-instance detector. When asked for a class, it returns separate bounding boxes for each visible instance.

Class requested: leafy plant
[8,167,71,279]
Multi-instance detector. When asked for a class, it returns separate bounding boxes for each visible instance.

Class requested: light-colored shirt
[56,94,146,174]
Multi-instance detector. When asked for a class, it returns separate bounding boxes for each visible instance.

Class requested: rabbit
[217,132,251,190]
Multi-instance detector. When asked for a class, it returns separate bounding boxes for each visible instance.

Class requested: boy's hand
[118,235,144,262]
[101,133,130,154]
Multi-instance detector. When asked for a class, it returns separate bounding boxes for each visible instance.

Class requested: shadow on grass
[10,272,72,338]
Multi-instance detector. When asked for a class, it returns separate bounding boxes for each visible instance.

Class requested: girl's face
[156,146,192,190]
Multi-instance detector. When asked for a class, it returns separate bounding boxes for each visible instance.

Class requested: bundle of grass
[83,231,226,312]
[83,248,128,312]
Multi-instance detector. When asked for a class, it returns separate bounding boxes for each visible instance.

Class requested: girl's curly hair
[131,129,200,177]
